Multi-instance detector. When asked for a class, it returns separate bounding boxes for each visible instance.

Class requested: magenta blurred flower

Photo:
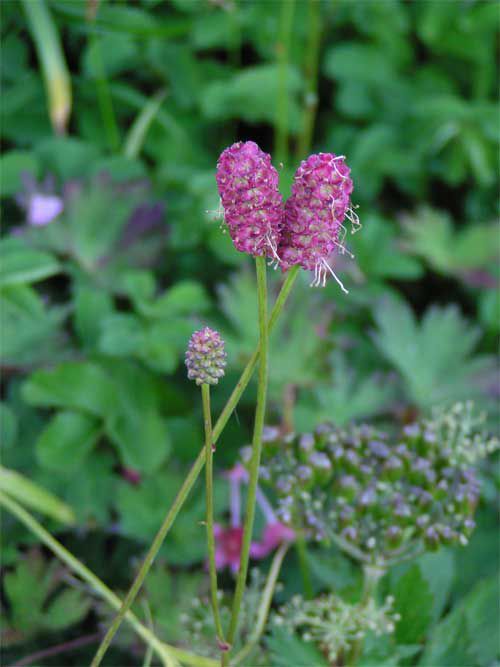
[16,173,63,226]
[211,463,295,573]
[214,525,245,574]
[216,141,283,260]
[279,153,358,292]
[250,522,295,558]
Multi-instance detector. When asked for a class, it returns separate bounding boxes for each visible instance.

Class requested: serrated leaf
[22,362,116,417]
[393,565,433,644]
[372,297,493,409]
[44,588,91,631]
[36,411,101,472]
[0,284,65,366]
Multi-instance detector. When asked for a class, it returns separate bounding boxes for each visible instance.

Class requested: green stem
[296,0,322,159]
[232,543,289,666]
[91,265,299,667]
[295,533,313,599]
[0,490,216,667]
[275,0,296,166]
[89,32,120,151]
[225,256,269,659]
[346,564,385,666]
[202,383,225,646]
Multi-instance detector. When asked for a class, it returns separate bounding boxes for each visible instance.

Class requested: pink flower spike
[250,522,295,559]
[216,141,284,260]
[279,152,358,292]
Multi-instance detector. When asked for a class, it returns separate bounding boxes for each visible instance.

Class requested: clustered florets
[252,404,497,564]
[216,141,283,260]
[278,153,356,289]
[215,142,358,290]
[185,327,226,385]
[273,593,399,664]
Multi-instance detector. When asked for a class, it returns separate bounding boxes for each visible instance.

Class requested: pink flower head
[250,522,295,559]
[185,327,226,386]
[216,141,283,260]
[214,524,244,574]
[279,153,357,292]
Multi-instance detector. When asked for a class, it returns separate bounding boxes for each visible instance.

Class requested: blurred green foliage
[0,0,498,665]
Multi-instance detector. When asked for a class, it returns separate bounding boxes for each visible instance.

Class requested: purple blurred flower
[16,173,63,226]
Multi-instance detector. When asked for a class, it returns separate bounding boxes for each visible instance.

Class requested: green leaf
[22,361,116,417]
[202,64,303,130]
[402,207,499,276]
[266,626,329,667]
[36,411,101,472]
[99,313,145,357]
[0,466,75,524]
[44,588,91,631]
[104,362,170,473]
[417,550,455,624]
[300,351,395,428]
[3,554,52,634]
[73,284,114,348]
[144,280,210,319]
[392,565,433,645]
[0,285,65,366]
[0,150,39,197]
[0,402,18,449]
[372,297,493,409]
[0,238,61,287]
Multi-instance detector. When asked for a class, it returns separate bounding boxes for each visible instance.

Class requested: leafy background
[1,0,498,665]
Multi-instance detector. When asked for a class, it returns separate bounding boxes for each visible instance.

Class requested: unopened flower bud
[185,327,226,385]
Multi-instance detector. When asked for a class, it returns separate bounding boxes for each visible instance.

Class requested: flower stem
[295,532,313,599]
[346,564,385,666]
[202,383,225,646]
[296,0,322,159]
[0,490,216,667]
[224,256,269,660]
[91,265,299,667]
[231,543,289,666]
[275,0,296,166]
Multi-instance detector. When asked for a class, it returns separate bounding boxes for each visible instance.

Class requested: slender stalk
[202,383,225,645]
[89,33,121,151]
[275,0,296,166]
[91,265,299,667]
[225,256,269,660]
[0,490,216,667]
[295,532,313,599]
[232,543,289,666]
[10,633,100,667]
[346,564,385,666]
[296,0,322,159]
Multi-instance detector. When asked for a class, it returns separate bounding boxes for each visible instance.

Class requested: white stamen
[322,259,349,294]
